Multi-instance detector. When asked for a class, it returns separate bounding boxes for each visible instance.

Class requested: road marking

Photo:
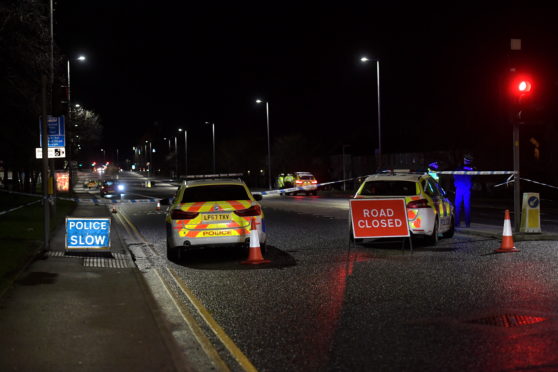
[153,268,230,372]
[167,267,259,372]
[115,207,159,256]
[113,206,257,371]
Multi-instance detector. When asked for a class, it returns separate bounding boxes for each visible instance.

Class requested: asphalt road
[83,171,558,371]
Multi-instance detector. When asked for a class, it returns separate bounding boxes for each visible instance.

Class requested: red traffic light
[517,80,532,93]
[510,74,533,96]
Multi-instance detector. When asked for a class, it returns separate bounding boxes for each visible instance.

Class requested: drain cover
[469,314,547,328]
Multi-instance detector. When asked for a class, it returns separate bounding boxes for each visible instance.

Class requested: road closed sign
[66,217,111,251]
[350,198,410,238]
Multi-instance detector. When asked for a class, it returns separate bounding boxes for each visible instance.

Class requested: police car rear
[354,171,454,245]
[165,178,266,261]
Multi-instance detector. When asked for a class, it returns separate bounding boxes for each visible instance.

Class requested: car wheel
[166,240,179,262]
[442,217,455,238]
[426,218,439,246]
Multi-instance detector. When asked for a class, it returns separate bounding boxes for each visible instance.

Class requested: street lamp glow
[256,99,263,104]
[77,55,86,61]
[74,104,80,108]
[360,57,369,62]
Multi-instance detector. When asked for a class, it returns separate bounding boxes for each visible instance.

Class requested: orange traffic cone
[495,209,519,253]
[241,218,270,265]
[156,201,161,211]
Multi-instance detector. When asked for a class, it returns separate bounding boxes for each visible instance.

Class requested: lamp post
[360,56,382,169]
[174,136,178,178]
[66,55,86,193]
[178,128,188,177]
[101,148,105,162]
[204,122,216,174]
[342,144,350,191]
[256,99,272,190]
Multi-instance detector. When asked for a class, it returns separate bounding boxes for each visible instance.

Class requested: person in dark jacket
[453,154,474,227]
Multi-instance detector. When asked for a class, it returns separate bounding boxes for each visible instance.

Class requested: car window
[180,185,250,203]
[424,179,441,197]
[298,176,315,180]
[360,181,418,196]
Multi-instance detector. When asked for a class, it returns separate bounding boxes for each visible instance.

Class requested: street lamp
[204,122,216,174]
[256,99,272,190]
[342,144,351,191]
[101,148,105,162]
[360,56,382,169]
[178,128,188,177]
[174,136,178,178]
[66,55,86,191]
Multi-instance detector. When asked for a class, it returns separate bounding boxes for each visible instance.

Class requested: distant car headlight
[117,184,125,192]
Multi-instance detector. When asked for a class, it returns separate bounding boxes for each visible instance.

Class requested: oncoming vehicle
[164,178,266,261]
[84,179,98,189]
[100,179,125,197]
[289,171,318,196]
[353,170,454,245]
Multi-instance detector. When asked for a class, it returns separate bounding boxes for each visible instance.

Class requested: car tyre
[442,217,455,238]
[166,240,179,262]
[426,218,439,246]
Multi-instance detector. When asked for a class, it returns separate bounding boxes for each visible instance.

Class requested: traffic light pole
[41,75,50,250]
[513,121,520,232]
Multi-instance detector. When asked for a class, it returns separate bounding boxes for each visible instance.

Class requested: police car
[353,170,454,245]
[287,172,318,196]
[164,178,266,261]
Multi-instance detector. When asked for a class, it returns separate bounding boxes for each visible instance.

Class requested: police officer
[284,173,294,188]
[427,161,440,182]
[453,154,474,228]
[277,173,285,188]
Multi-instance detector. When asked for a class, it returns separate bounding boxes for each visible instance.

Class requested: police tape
[493,176,558,190]
[437,171,515,175]
[0,199,43,216]
[254,178,357,196]
[0,188,159,205]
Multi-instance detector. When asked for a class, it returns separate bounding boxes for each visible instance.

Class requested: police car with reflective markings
[163,178,266,261]
[353,170,454,245]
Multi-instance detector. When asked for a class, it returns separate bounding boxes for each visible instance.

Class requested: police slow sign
[66,217,111,251]
[350,198,410,238]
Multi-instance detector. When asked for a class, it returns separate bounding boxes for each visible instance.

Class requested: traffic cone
[495,209,519,253]
[241,218,270,265]
[112,205,117,214]
[156,201,161,211]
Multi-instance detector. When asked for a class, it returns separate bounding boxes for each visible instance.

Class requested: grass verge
[0,192,76,294]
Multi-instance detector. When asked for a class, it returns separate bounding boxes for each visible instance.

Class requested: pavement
[1,187,557,371]
[456,223,558,241]
[0,200,193,372]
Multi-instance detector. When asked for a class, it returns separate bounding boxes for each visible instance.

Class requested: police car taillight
[171,210,199,220]
[406,199,429,209]
[234,205,262,217]
[311,180,317,184]
[295,180,303,184]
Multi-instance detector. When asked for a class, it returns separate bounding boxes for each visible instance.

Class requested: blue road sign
[66,217,111,250]
[39,116,65,148]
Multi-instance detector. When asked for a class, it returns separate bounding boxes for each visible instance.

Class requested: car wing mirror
[253,194,263,201]
[159,197,172,206]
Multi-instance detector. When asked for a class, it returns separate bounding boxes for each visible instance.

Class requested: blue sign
[66,217,111,250]
[39,116,65,148]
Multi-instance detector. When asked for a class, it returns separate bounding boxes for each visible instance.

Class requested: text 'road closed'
[350,199,409,239]
[66,217,111,250]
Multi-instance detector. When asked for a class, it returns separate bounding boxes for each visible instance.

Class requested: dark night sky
[55,2,558,168]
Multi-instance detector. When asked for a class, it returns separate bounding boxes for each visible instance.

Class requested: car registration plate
[202,213,231,222]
